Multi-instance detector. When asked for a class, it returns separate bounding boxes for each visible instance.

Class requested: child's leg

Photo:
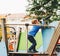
[28,35,36,51]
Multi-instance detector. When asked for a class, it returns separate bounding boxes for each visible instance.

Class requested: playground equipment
[0,18,60,56]
[42,21,60,55]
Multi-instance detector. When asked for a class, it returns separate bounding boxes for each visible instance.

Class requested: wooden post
[46,22,60,56]
[25,23,29,53]
[1,18,8,53]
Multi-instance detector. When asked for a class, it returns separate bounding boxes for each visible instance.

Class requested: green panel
[18,32,26,50]
[18,31,43,50]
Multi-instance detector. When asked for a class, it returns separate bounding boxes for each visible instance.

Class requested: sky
[0,0,60,15]
[0,0,28,14]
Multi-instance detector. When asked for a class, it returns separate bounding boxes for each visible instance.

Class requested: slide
[42,21,60,55]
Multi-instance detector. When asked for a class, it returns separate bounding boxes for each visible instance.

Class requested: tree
[26,0,60,23]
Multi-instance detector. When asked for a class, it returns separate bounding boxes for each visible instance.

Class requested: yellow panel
[0,27,11,38]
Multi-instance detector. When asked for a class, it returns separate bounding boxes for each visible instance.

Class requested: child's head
[31,19,39,24]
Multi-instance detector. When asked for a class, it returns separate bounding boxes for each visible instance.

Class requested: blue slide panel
[42,21,59,52]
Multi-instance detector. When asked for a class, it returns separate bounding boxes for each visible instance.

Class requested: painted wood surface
[42,21,59,52]
[0,42,7,56]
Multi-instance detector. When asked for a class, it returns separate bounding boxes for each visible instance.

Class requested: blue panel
[0,41,7,56]
[42,21,59,52]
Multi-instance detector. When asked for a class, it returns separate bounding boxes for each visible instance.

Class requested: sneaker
[28,50,38,53]
[33,50,38,53]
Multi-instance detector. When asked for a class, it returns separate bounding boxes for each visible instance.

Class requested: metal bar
[0,25,16,31]
[6,26,16,31]
[0,25,16,34]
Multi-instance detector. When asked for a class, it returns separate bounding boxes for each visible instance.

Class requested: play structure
[0,18,60,56]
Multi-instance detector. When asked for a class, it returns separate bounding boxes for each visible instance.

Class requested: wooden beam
[9,52,57,56]
[1,18,8,53]
[5,23,55,28]
[46,22,60,56]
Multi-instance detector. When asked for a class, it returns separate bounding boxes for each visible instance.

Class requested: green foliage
[26,0,59,23]
[51,0,58,9]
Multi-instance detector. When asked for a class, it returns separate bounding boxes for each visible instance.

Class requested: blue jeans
[28,35,37,51]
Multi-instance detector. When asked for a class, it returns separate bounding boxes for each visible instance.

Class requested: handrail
[5,23,55,28]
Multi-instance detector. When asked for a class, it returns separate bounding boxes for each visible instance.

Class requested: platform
[9,52,57,56]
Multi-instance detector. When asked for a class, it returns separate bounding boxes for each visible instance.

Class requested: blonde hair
[31,19,38,24]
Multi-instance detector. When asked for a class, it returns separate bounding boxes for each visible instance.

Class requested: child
[28,19,41,53]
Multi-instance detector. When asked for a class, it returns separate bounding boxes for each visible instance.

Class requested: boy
[28,19,41,53]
